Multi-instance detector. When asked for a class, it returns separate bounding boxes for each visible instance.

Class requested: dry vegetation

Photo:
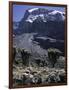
[13,47,66,87]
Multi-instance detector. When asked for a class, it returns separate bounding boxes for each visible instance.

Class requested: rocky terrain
[13,66,65,86]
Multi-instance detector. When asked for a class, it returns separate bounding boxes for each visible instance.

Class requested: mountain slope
[13,8,65,55]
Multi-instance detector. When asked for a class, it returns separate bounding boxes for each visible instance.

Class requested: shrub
[47,48,62,68]
[20,49,31,66]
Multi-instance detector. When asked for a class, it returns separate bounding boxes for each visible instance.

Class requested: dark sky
[13,4,65,22]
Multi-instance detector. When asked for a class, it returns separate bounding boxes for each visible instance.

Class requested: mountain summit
[25,8,65,23]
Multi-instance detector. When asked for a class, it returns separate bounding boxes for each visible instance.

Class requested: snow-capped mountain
[22,9,64,39]
[25,9,65,23]
[14,8,65,36]
[13,8,65,54]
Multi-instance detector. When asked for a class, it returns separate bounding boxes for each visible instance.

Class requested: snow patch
[28,8,39,13]
[49,10,63,15]
[26,19,33,23]
[26,14,47,23]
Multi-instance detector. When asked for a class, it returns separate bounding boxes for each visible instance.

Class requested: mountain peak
[24,8,65,23]
[13,8,65,38]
